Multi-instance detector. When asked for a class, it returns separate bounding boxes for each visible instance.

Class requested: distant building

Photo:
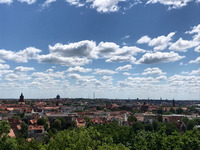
[56,95,60,100]
[173,99,175,107]
[19,93,25,103]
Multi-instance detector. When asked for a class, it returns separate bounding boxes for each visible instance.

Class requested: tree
[0,121,18,150]
[158,115,163,122]
[170,107,175,113]
[128,115,137,123]
[132,122,144,133]
[182,117,189,125]
[144,124,153,132]
[19,122,28,138]
[0,120,10,136]
[52,119,62,130]
[157,109,163,114]
[37,118,46,125]
[187,120,195,130]
[164,123,178,135]
[176,107,183,114]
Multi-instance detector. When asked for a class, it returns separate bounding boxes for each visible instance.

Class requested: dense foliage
[0,120,200,150]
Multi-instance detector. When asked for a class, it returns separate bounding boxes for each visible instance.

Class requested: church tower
[19,93,25,103]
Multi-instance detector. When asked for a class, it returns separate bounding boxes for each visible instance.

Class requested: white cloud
[49,40,98,59]
[14,66,35,72]
[190,68,200,75]
[37,54,91,66]
[137,32,175,51]
[146,0,193,9]
[66,0,85,7]
[97,42,119,55]
[185,24,200,34]
[137,35,151,44]
[116,64,132,71]
[156,75,167,80]
[88,0,125,13]
[97,41,145,63]
[122,35,130,39]
[32,71,65,83]
[93,69,116,75]
[148,32,175,51]
[5,73,31,81]
[0,47,41,63]
[142,67,166,75]
[105,56,136,63]
[137,51,185,64]
[194,45,200,52]
[67,73,81,79]
[66,66,92,73]
[18,0,36,4]
[169,38,198,52]
[0,64,10,70]
[42,0,56,8]
[189,56,200,63]
[123,72,130,76]
[0,0,12,4]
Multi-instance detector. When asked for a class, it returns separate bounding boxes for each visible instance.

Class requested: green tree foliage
[187,120,195,130]
[128,115,137,123]
[132,122,144,133]
[52,119,62,130]
[158,115,163,122]
[170,107,175,113]
[19,122,28,138]
[0,121,18,150]
[176,107,184,114]
[0,120,10,136]
[182,117,189,124]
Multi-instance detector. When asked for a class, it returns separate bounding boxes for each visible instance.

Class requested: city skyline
[0,0,199,100]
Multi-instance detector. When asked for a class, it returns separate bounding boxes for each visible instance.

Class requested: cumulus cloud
[122,72,130,76]
[0,0,12,4]
[97,42,145,62]
[156,75,167,80]
[146,0,193,9]
[137,35,151,44]
[185,24,200,34]
[66,66,92,73]
[97,42,119,55]
[37,54,91,66]
[116,64,132,71]
[194,45,200,52]
[18,0,36,4]
[189,56,200,63]
[49,40,98,59]
[169,38,198,52]
[5,73,32,81]
[32,71,65,82]
[0,64,10,70]
[105,56,136,63]
[93,69,116,75]
[137,51,185,64]
[14,66,35,72]
[0,47,41,63]
[149,32,176,51]
[142,67,166,75]
[137,32,176,51]
[87,0,125,13]
[190,68,200,75]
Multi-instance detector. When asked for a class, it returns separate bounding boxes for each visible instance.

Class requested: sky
[0,0,199,100]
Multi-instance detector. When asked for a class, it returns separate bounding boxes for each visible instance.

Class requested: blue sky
[0,0,199,100]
